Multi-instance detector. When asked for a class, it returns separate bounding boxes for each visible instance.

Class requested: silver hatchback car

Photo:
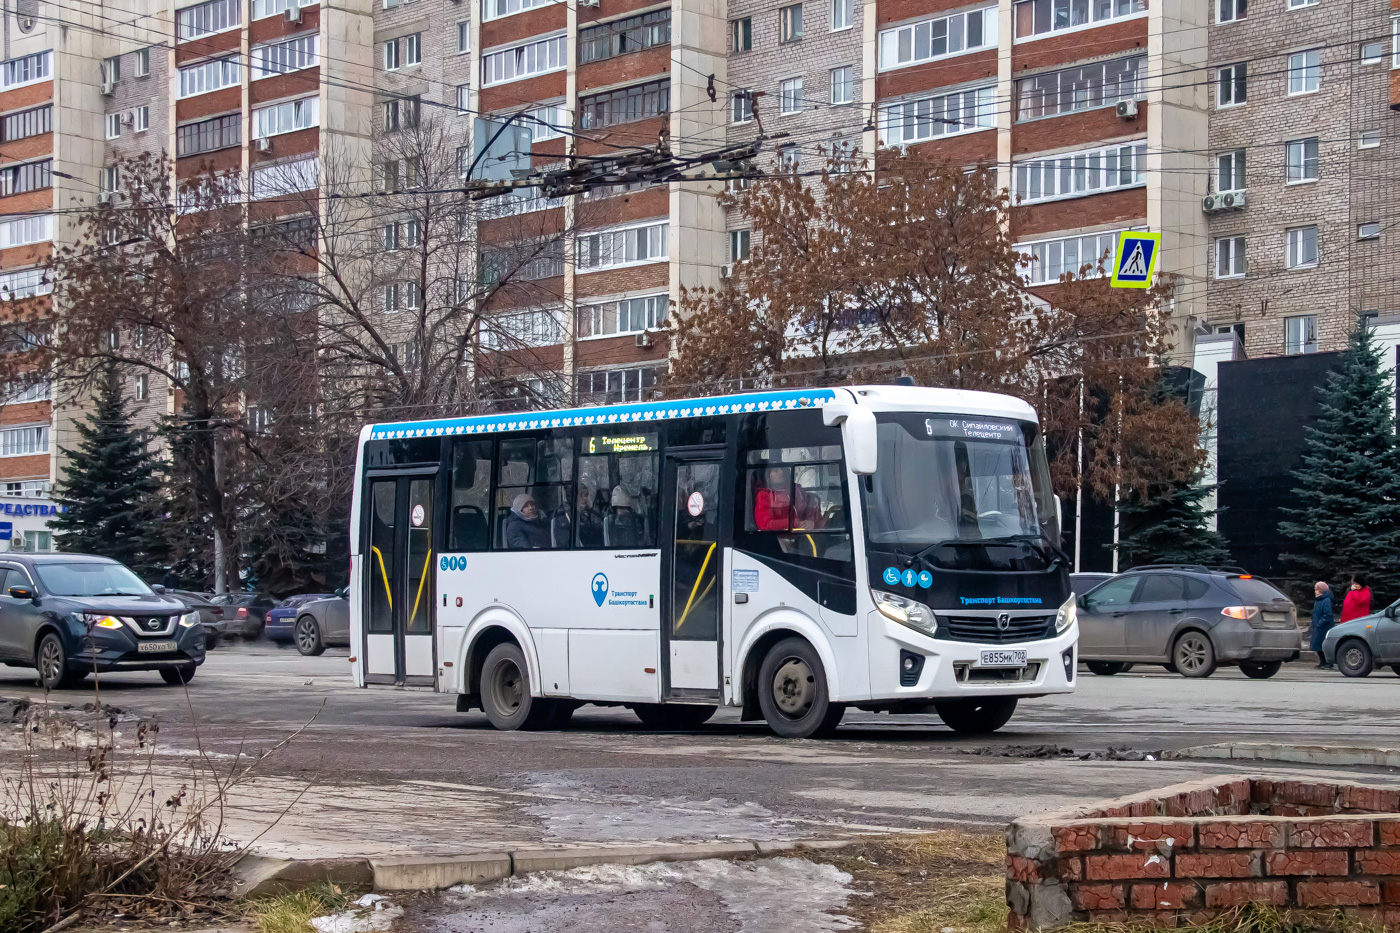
[1077,566,1301,678]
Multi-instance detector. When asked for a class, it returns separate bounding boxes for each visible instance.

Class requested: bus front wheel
[480,643,554,731]
[757,637,845,739]
[933,697,1018,734]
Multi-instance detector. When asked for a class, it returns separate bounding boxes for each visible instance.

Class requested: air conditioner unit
[578,0,599,6]
[720,263,733,279]
[101,80,115,96]
[1115,99,1139,120]
[285,5,302,22]
[98,191,116,205]
[255,137,273,153]
[635,331,652,348]
[118,111,135,126]
[1220,189,1247,210]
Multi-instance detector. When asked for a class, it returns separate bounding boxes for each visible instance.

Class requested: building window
[830,66,853,105]
[134,106,149,132]
[250,157,317,198]
[779,77,803,114]
[2,479,51,497]
[1287,49,1321,95]
[481,307,565,349]
[831,0,852,30]
[481,0,559,22]
[404,33,421,65]
[0,215,53,248]
[1217,0,1244,22]
[1359,129,1380,149]
[458,21,470,53]
[1358,222,1381,240]
[105,113,121,140]
[1285,137,1319,183]
[1286,0,1316,9]
[1,105,52,143]
[0,268,52,301]
[1013,141,1147,203]
[1361,40,1384,64]
[1,51,51,90]
[577,367,660,406]
[481,34,567,86]
[0,424,49,457]
[102,56,121,85]
[1018,230,1123,284]
[731,90,753,124]
[0,159,51,197]
[779,4,803,42]
[578,221,668,270]
[1284,314,1317,354]
[178,54,241,98]
[135,374,148,401]
[384,38,400,69]
[524,104,566,141]
[135,47,151,77]
[579,79,670,129]
[881,85,995,145]
[579,10,671,64]
[23,530,53,552]
[176,113,241,157]
[253,34,319,78]
[1214,236,1246,278]
[728,229,751,263]
[479,238,564,283]
[577,294,667,338]
[1017,55,1143,120]
[253,0,317,17]
[457,84,471,112]
[1013,0,1145,39]
[730,17,753,51]
[176,0,241,40]
[1394,14,1400,68]
[879,7,996,70]
[1285,225,1319,269]
[253,96,319,138]
[1217,148,1245,191]
[382,281,421,312]
[1216,62,1246,106]
[384,95,421,131]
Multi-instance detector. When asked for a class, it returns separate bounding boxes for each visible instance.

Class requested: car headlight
[178,611,201,628]
[1055,594,1077,634]
[872,589,937,635]
[84,613,124,630]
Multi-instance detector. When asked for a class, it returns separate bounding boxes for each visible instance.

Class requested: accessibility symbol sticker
[883,567,901,586]
[1110,231,1161,289]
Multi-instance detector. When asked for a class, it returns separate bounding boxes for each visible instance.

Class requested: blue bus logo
[591,573,609,607]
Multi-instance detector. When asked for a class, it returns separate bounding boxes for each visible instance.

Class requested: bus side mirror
[823,403,878,475]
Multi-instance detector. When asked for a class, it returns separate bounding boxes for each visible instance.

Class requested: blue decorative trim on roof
[367,388,839,441]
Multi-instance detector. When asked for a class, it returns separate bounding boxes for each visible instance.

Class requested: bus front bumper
[867,613,1078,701]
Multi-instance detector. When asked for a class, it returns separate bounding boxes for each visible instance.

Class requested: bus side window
[736,412,851,566]
[576,434,659,548]
[494,433,575,550]
[449,439,493,552]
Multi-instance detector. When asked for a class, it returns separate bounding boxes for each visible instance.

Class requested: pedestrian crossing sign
[1110,231,1161,289]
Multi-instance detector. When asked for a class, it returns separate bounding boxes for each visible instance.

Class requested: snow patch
[310,894,403,933]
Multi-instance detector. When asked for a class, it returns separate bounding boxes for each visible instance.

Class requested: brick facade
[1007,776,1400,929]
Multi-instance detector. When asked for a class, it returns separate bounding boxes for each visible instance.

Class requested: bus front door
[363,472,437,686]
[662,454,724,699]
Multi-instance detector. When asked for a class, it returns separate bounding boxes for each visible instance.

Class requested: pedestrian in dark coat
[1310,581,1334,668]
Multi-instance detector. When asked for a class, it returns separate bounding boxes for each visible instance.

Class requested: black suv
[0,554,206,690]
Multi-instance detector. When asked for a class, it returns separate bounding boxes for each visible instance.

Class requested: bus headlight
[872,590,936,635]
[1055,594,1077,634]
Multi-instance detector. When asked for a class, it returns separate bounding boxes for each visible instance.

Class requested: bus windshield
[862,413,1060,569]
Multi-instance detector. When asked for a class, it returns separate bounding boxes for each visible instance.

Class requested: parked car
[1321,599,1400,677]
[292,594,349,656]
[1077,565,1301,678]
[265,594,336,645]
[172,590,228,648]
[1072,572,1117,594]
[211,592,276,640]
[0,554,205,689]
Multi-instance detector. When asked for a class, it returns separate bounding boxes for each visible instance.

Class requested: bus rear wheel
[632,704,716,730]
[480,643,554,731]
[757,637,845,739]
[933,697,1018,734]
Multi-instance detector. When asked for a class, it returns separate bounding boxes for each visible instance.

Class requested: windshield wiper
[982,534,1072,567]
[897,538,966,568]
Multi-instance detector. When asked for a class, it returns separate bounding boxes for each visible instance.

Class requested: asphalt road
[6,642,1400,858]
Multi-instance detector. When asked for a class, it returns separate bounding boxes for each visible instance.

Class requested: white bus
[348,384,1078,738]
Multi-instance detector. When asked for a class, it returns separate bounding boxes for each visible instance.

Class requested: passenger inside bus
[575,484,604,547]
[504,494,552,549]
[605,487,645,547]
[753,466,824,532]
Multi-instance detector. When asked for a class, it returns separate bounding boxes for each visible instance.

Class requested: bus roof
[364,385,1037,442]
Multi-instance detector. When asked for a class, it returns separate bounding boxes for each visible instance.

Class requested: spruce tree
[1279,324,1400,601]
[51,367,169,575]
[1116,477,1231,568]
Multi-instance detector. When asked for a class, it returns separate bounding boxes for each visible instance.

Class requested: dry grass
[242,883,351,933]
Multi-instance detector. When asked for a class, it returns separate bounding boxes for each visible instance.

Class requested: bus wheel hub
[773,659,815,716]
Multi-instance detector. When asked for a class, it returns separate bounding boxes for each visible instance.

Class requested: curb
[234,839,856,898]
[1165,742,1400,768]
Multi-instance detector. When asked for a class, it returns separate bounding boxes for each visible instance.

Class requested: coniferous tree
[1116,477,1231,567]
[51,366,169,575]
[1279,324,1400,601]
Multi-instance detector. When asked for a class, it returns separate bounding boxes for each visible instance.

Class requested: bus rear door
[362,469,437,686]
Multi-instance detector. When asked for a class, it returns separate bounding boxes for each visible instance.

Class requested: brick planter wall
[1006,777,1400,929]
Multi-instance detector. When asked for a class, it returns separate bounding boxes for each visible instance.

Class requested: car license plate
[137,641,177,653]
[979,649,1027,668]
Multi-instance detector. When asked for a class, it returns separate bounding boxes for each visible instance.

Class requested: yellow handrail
[409,549,432,627]
[677,542,717,629]
[371,545,392,609]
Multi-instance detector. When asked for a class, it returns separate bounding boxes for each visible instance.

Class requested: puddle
[525,783,793,842]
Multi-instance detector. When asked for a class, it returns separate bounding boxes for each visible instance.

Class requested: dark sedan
[265,594,336,644]
[0,555,205,689]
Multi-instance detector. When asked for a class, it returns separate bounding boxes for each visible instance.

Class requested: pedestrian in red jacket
[1339,576,1372,624]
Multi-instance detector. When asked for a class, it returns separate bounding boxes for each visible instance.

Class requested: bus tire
[933,697,1018,734]
[757,637,845,739]
[480,643,553,731]
[632,704,717,730]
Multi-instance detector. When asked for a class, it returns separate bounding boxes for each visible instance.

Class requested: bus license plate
[137,641,177,653]
[979,649,1027,668]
